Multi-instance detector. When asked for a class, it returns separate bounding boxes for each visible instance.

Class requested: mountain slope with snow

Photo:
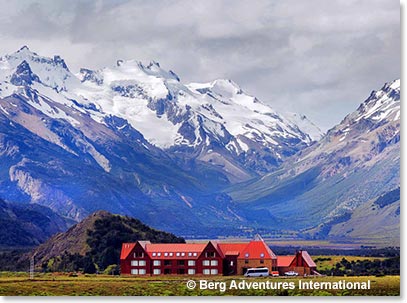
[1,47,318,180]
[0,46,322,237]
[228,79,400,244]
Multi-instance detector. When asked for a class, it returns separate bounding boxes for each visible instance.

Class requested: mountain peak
[16,45,37,55]
[10,60,40,86]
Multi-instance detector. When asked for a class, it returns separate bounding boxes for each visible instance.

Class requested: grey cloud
[0,0,400,131]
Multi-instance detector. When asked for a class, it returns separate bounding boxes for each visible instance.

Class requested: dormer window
[260,253,265,258]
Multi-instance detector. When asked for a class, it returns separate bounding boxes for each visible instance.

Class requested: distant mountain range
[0,47,400,244]
[227,79,400,245]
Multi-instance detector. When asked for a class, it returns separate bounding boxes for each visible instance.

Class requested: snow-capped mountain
[1,46,317,180]
[0,46,400,242]
[284,112,324,141]
[0,46,321,236]
[228,79,400,243]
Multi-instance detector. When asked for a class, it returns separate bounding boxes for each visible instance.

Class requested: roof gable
[239,240,275,260]
[120,243,136,260]
[301,251,316,267]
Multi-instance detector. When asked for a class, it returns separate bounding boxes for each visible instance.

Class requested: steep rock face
[0,198,74,247]
[228,80,400,243]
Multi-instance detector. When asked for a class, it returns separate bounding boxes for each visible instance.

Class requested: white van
[244,267,269,277]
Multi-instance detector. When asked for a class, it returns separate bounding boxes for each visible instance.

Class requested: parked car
[284,271,299,276]
[271,271,280,277]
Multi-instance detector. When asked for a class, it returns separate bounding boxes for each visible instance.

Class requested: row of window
[130,268,218,275]
[131,260,218,267]
[151,252,199,257]
[134,252,217,258]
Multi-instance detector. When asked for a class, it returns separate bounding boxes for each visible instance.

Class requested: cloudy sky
[0,0,400,130]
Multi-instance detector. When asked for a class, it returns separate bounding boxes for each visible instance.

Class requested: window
[153,260,161,266]
[153,269,161,275]
[176,252,180,257]
[260,253,265,258]
[210,269,218,275]
[245,259,249,264]
[188,260,195,266]
[157,253,161,257]
[193,253,198,257]
[260,259,264,264]
[177,260,185,266]
[202,260,210,266]
[181,252,185,256]
[169,253,173,257]
[164,252,168,257]
[164,269,171,275]
[210,260,218,266]
[134,252,144,258]
[230,261,234,266]
[188,269,196,275]
[203,269,210,275]
[245,253,249,258]
[131,268,146,275]
[205,252,216,258]
[139,260,146,266]
[164,260,172,266]
[152,252,156,257]
[131,260,138,266]
[188,252,192,257]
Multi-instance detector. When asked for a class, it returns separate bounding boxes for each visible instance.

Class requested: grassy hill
[24,210,184,273]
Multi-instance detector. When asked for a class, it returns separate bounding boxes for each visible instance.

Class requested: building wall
[236,259,273,275]
[223,256,238,275]
[121,242,223,276]
[196,242,223,275]
[121,244,151,275]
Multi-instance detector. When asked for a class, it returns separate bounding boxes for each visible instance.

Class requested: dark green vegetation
[271,246,400,258]
[0,199,73,247]
[317,256,400,276]
[374,187,400,209]
[0,274,400,296]
[28,211,184,273]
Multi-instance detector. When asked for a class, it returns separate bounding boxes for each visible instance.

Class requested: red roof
[145,243,207,259]
[217,243,248,258]
[239,240,275,260]
[217,241,276,260]
[120,243,136,260]
[277,256,295,267]
[301,251,316,268]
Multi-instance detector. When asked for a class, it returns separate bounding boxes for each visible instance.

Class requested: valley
[0,47,400,245]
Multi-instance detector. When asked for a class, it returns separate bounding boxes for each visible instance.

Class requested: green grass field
[0,272,399,296]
